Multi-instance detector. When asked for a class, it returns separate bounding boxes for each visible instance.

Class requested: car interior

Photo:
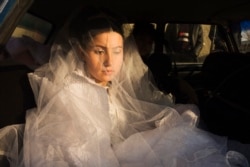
[1,0,250,163]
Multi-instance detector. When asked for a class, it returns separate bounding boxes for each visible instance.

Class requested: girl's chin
[97,76,114,85]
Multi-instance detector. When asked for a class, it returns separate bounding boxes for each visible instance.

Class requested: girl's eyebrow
[90,45,106,49]
[94,45,105,48]
[92,45,123,49]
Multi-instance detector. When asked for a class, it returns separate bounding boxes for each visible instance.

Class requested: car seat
[199,51,250,143]
[0,64,36,129]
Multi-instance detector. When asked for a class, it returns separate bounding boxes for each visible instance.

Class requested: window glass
[239,20,250,53]
[123,23,156,38]
[123,22,157,55]
[0,0,33,44]
[0,0,14,25]
[164,23,229,63]
[124,22,230,64]
[11,13,53,44]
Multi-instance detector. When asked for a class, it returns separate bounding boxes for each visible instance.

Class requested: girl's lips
[103,68,113,72]
[102,69,114,75]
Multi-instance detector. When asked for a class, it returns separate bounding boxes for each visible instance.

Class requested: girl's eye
[94,48,105,55]
[112,47,122,55]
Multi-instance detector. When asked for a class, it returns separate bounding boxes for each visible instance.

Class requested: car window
[0,0,33,44]
[164,23,230,64]
[125,22,230,64]
[11,13,53,44]
[239,20,250,53]
[123,22,157,55]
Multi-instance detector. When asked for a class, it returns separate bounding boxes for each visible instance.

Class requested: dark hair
[132,21,156,40]
[69,6,124,48]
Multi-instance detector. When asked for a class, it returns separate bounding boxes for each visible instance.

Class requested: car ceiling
[28,0,250,29]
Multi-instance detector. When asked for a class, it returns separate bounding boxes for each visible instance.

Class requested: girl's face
[83,31,124,86]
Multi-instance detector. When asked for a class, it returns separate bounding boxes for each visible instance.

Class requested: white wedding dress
[0,26,249,167]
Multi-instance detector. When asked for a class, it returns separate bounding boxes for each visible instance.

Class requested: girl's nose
[103,52,112,67]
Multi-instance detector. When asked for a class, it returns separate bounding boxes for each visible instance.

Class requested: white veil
[0,5,248,167]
